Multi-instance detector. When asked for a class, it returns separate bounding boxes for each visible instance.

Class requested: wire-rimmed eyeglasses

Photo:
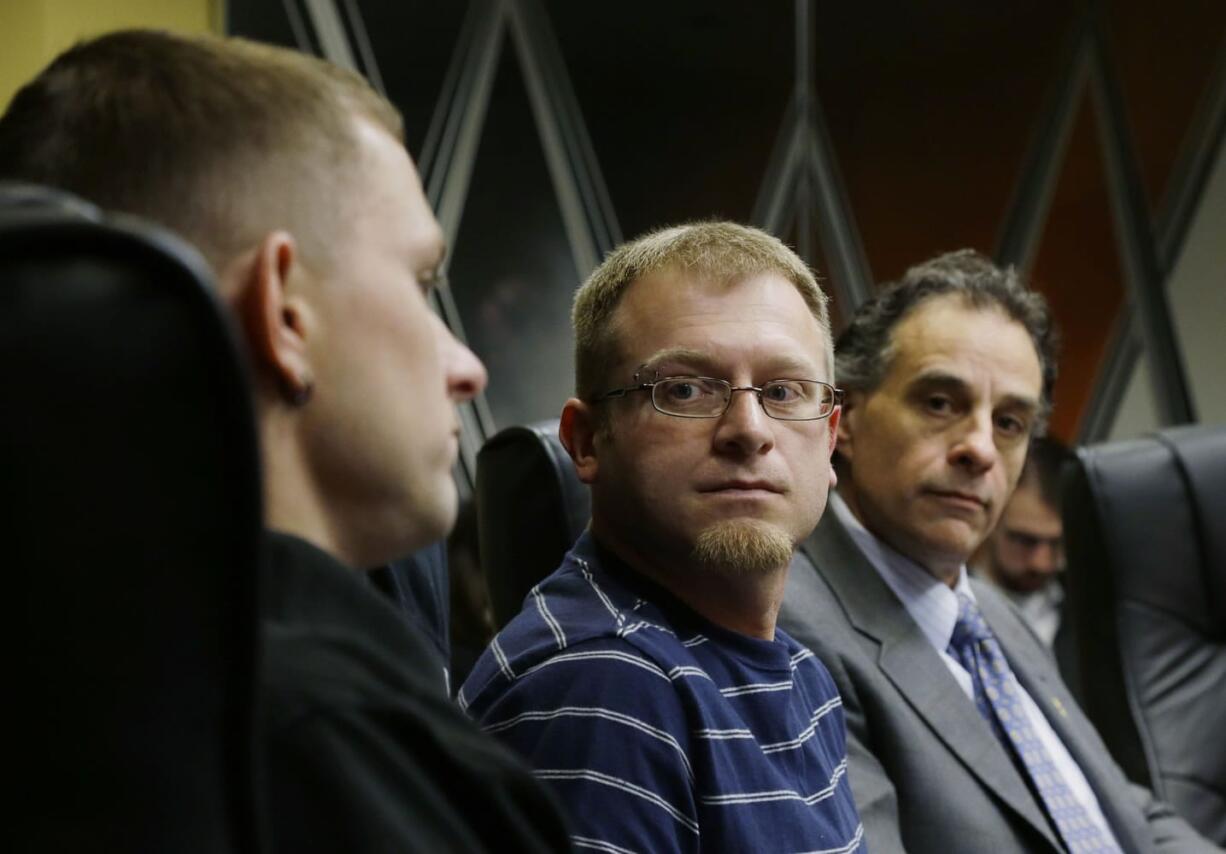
[592,366,843,421]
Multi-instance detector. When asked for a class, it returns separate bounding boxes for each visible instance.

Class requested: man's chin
[434,485,460,537]
[918,523,985,565]
[892,530,977,582]
[691,519,794,577]
[1008,573,1053,595]
[404,484,458,553]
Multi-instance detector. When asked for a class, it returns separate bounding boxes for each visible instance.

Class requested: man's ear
[825,406,841,457]
[230,231,316,405]
[559,398,601,485]
[824,405,841,489]
[835,390,860,465]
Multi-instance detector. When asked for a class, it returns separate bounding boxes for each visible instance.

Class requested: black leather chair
[3,185,265,852]
[476,419,590,628]
[1063,424,1226,844]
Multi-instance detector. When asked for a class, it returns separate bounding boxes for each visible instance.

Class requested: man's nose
[949,410,997,474]
[437,317,488,403]
[713,388,774,457]
[1030,540,1062,575]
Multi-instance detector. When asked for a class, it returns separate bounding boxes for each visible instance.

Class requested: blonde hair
[0,29,403,273]
[572,221,832,399]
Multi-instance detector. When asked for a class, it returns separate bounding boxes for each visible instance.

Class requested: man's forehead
[600,269,829,384]
[384,173,446,270]
[631,266,806,299]
[1003,486,1062,528]
[638,345,819,377]
[351,116,433,217]
[892,295,1007,345]
[886,299,1041,390]
[618,268,825,334]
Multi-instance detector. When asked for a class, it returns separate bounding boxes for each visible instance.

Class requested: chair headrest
[1065,423,1226,633]
[476,419,590,628]
[0,181,101,221]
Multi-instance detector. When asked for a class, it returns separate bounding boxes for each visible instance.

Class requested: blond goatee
[691,519,793,576]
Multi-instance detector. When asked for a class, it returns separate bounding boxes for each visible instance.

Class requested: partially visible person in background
[973,437,1073,648]
[369,509,496,694]
[446,500,497,688]
[369,540,453,682]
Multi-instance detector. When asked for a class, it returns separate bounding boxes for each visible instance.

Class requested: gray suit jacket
[778,510,1214,854]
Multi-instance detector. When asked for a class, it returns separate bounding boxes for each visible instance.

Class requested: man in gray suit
[778,250,1214,853]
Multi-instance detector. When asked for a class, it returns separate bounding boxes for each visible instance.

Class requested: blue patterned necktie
[947,592,1120,853]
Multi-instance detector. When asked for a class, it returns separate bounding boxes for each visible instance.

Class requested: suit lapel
[975,582,1149,854]
[803,515,1062,850]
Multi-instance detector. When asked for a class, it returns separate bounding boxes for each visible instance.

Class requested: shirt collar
[574,531,798,668]
[830,492,974,654]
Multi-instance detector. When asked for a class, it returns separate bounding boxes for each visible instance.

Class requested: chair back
[3,186,264,852]
[476,419,590,628]
[1063,424,1226,844]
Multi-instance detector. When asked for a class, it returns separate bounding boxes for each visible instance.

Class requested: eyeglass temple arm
[594,383,654,402]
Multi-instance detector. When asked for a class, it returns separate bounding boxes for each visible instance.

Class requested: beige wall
[0,0,222,110]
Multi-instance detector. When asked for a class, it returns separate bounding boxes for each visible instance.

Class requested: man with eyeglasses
[972,437,1082,698]
[462,222,864,853]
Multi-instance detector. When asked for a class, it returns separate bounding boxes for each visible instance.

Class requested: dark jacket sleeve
[268,702,574,853]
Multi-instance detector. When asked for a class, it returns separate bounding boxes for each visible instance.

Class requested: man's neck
[976,560,1012,592]
[589,521,788,641]
[832,487,963,588]
[261,416,352,567]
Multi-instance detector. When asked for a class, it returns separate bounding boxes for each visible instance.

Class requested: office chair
[476,419,590,628]
[3,185,265,852]
[1063,424,1226,844]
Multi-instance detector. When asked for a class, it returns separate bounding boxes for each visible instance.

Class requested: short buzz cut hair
[571,221,832,401]
[836,248,1059,431]
[0,28,403,273]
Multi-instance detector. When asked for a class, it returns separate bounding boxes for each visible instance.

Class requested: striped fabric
[461,532,864,854]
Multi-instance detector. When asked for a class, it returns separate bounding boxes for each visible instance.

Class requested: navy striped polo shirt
[461,531,865,854]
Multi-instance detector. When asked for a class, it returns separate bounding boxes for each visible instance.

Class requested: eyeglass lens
[651,377,835,420]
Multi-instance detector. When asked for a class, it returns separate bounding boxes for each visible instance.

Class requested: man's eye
[667,382,697,401]
[764,382,802,403]
[1008,532,1042,550]
[995,413,1028,437]
[925,395,952,414]
[663,379,719,400]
